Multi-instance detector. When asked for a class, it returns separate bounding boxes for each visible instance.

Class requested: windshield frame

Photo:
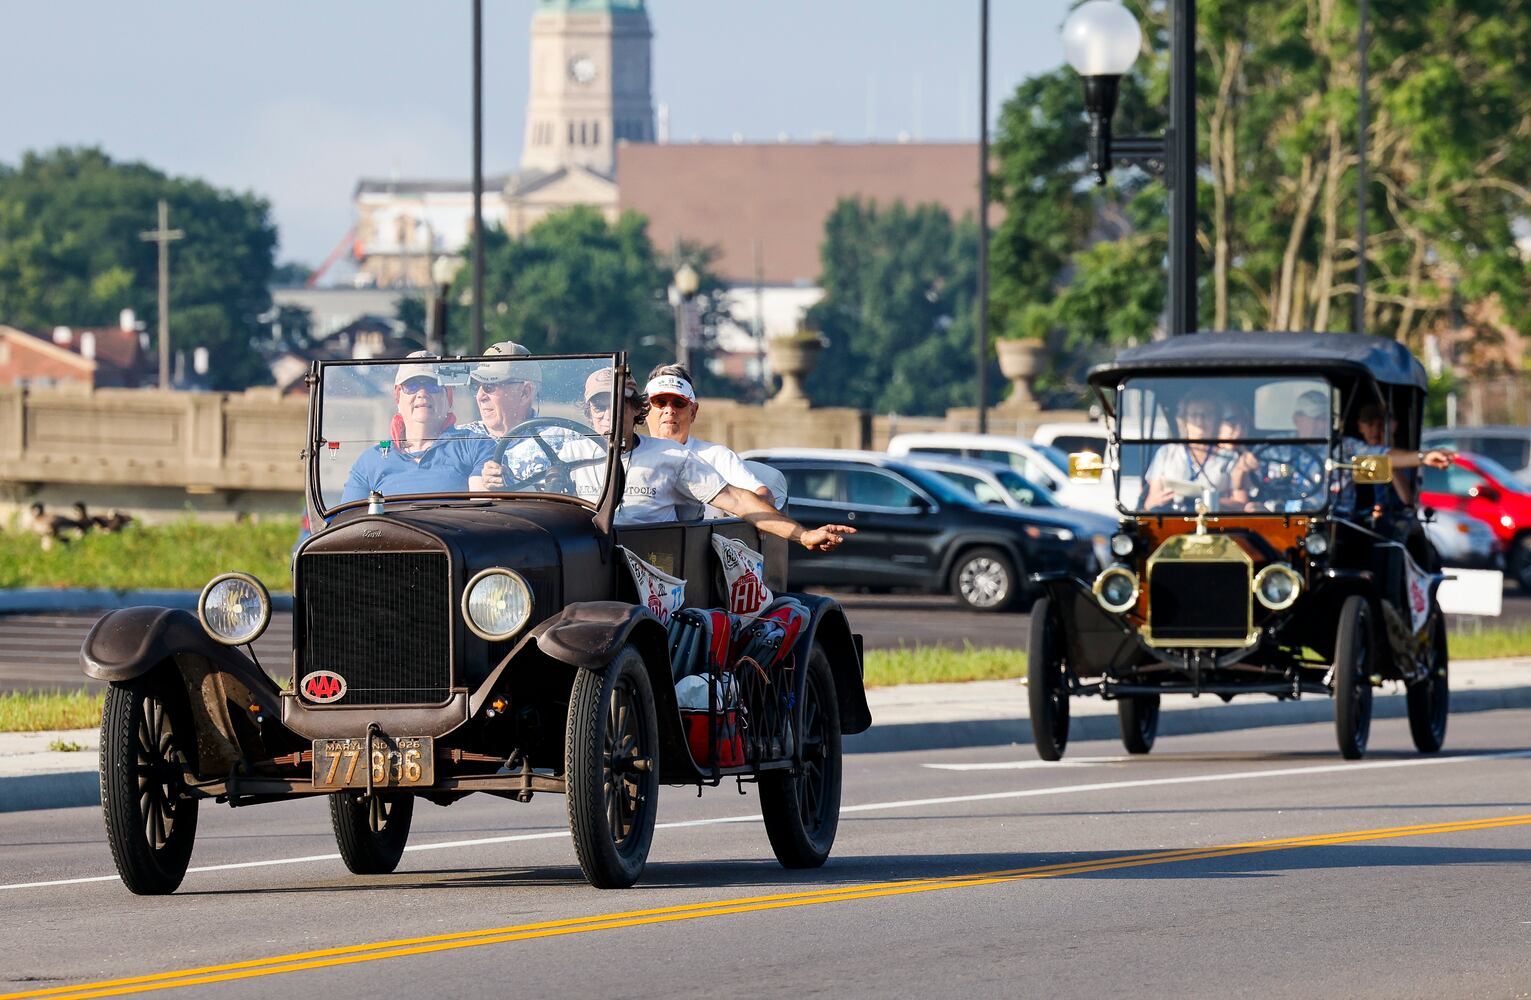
[306,351,624,521]
[1110,373,1342,517]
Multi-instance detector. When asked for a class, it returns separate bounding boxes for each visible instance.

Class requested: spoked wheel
[99,675,200,895]
[761,644,842,869]
[1406,614,1450,753]
[566,645,659,889]
[1333,595,1375,760]
[330,792,414,875]
[1027,597,1070,761]
[1117,694,1160,755]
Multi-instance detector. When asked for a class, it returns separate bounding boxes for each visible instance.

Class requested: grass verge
[0,625,1527,732]
[0,517,298,592]
[0,688,102,733]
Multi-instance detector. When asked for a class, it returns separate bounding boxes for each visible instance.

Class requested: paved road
[3,589,1526,693]
[3,709,1529,998]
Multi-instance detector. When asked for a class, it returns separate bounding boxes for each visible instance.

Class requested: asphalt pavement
[3,710,1530,998]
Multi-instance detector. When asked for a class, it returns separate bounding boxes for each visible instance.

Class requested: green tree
[0,147,278,389]
[449,206,731,385]
[394,295,427,336]
[989,0,1531,392]
[805,198,984,415]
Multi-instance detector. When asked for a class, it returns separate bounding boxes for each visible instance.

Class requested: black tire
[99,675,200,895]
[565,645,659,889]
[760,644,843,869]
[1512,535,1531,593]
[952,546,1021,612]
[1333,595,1375,760]
[330,792,414,875]
[1027,597,1070,761]
[1406,615,1450,753]
[1117,694,1160,755]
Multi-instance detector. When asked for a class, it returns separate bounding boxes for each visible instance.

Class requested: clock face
[569,56,597,84]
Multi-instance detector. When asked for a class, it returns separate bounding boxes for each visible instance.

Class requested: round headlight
[1109,532,1135,558]
[462,568,533,641]
[1304,531,1329,557]
[1254,563,1302,611]
[1092,566,1139,614]
[198,572,271,646]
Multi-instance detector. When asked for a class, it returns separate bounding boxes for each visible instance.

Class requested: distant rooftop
[536,0,644,13]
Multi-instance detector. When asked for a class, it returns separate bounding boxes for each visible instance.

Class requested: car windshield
[1463,453,1527,492]
[1032,442,1071,472]
[900,465,975,506]
[313,354,617,514]
[1116,374,1334,515]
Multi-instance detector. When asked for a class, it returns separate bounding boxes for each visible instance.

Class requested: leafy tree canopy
[806,198,988,415]
[447,206,737,392]
[991,0,1531,398]
[0,147,278,389]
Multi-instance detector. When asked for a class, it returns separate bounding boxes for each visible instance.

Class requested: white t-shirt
[1144,444,1243,501]
[565,435,728,524]
[685,437,769,518]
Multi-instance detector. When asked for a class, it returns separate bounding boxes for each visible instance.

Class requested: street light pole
[1065,0,1198,336]
[471,0,485,355]
[976,0,990,434]
[1167,0,1197,335]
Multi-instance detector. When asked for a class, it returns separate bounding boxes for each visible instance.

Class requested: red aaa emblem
[301,670,347,703]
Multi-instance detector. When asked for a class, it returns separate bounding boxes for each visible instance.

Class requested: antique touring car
[1030,332,1449,761]
[83,353,869,894]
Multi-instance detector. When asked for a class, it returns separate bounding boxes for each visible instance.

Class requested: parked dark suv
[745,449,1102,611]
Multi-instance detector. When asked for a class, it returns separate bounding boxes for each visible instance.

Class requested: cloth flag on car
[621,548,687,626]
[1403,551,1439,634]
[711,535,773,617]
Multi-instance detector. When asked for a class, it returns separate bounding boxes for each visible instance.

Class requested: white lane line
[3,750,1526,893]
[924,757,1131,771]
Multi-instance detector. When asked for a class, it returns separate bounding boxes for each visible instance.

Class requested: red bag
[682,708,743,767]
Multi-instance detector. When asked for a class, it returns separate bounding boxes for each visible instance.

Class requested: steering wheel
[490,417,609,493]
[1249,445,1323,510]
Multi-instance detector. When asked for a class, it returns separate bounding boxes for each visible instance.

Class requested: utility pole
[1355,0,1370,334]
[1167,0,1197,335]
[139,199,184,389]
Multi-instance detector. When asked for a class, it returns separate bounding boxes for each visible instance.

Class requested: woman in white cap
[340,351,492,503]
[564,366,853,552]
[643,363,787,515]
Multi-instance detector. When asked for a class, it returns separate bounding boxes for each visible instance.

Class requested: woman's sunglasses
[399,378,445,395]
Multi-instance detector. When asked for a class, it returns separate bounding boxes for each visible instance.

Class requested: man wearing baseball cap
[464,341,586,491]
[340,351,494,503]
[562,363,853,552]
[643,363,787,515]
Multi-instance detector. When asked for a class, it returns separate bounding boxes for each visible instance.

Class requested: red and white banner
[711,535,772,617]
[1403,552,1432,634]
[621,548,687,626]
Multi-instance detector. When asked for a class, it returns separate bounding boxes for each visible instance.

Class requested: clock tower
[520,0,655,177]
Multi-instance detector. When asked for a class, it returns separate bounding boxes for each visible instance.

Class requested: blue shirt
[340,429,494,503]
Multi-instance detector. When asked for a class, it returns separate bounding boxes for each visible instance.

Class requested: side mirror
[1349,453,1392,485]
[1468,484,1500,502]
[1068,451,1105,483]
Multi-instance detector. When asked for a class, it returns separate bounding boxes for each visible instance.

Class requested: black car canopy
[1087,331,1429,392]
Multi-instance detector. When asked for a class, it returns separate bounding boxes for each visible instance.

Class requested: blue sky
[3,0,1074,263]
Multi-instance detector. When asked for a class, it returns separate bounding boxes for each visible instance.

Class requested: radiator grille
[298,551,451,705]
[1148,561,1251,643]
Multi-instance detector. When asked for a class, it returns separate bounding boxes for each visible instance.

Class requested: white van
[886,432,1118,515]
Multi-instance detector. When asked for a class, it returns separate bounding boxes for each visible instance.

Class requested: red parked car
[1418,453,1531,591]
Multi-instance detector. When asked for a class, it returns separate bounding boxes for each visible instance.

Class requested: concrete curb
[7,685,1529,813]
[0,589,294,614]
[843,683,1531,754]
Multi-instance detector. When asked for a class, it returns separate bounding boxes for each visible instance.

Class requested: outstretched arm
[707,484,855,552]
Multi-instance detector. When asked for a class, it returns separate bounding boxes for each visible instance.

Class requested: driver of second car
[569,367,854,551]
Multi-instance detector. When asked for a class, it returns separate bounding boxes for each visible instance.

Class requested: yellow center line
[9,811,1530,1000]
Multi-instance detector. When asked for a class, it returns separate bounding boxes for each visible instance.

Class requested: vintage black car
[1031,332,1450,761]
[82,353,869,893]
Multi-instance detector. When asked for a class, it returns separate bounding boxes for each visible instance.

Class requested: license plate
[312,737,434,790]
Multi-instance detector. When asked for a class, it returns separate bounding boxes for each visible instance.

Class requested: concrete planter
[995,338,1045,412]
[767,337,823,406]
